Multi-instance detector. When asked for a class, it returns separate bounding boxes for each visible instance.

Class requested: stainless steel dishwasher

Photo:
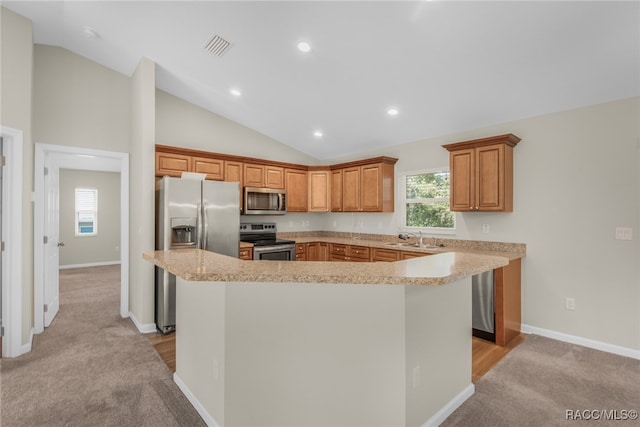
[472,270,495,342]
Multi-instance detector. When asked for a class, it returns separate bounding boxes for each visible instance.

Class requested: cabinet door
[476,144,505,211]
[308,242,329,261]
[192,156,224,180]
[156,152,191,177]
[285,169,308,212]
[225,161,243,209]
[243,163,264,187]
[361,164,382,212]
[372,248,400,262]
[265,165,285,189]
[342,166,361,212]
[330,169,343,212]
[449,148,475,211]
[308,170,330,212]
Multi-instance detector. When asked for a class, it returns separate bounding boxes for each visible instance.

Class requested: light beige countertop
[143,248,509,286]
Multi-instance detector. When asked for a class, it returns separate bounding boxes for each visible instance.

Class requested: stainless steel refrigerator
[155,176,240,333]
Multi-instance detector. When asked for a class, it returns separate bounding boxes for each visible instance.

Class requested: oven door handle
[253,244,296,253]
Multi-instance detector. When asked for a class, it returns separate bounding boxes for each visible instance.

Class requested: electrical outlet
[565,297,575,311]
[482,224,490,233]
[615,227,633,240]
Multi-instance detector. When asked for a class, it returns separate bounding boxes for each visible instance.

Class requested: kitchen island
[144,249,509,427]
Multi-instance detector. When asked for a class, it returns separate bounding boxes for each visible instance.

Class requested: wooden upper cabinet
[156,152,191,177]
[244,163,285,189]
[192,156,224,180]
[330,169,343,212]
[443,134,520,212]
[285,168,308,212]
[243,163,265,187]
[265,165,285,189]
[308,168,331,212]
[342,166,361,212]
[224,161,243,184]
[333,157,397,213]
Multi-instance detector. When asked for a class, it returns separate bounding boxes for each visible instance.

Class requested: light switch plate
[615,227,633,240]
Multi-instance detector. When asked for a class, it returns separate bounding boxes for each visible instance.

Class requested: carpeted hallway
[0,265,205,427]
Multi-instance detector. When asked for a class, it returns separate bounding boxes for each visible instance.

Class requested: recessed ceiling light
[386,107,399,116]
[82,26,99,39]
[229,88,242,97]
[313,130,323,138]
[297,41,312,53]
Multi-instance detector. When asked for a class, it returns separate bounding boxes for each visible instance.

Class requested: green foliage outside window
[404,172,454,229]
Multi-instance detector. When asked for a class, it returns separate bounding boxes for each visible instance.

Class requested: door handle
[57,242,65,247]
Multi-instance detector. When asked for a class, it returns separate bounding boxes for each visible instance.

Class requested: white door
[43,154,60,327]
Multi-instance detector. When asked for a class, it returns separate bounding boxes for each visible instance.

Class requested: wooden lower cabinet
[400,251,429,260]
[329,243,370,262]
[295,243,307,261]
[239,247,253,260]
[371,248,400,262]
[494,258,522,346]
[307,242,329,261]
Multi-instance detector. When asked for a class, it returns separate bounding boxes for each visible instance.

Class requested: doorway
[34,143,129,334]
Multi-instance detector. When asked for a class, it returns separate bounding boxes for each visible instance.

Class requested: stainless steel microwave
[243,187,287,215]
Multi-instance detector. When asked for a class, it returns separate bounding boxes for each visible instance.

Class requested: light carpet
[0,265,205,427]
[443,334,640,426]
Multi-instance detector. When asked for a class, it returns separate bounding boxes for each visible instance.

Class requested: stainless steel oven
[240,222,296,261]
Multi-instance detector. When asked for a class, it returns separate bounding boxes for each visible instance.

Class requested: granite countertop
[143,248,509,286]
[284,233,526,261]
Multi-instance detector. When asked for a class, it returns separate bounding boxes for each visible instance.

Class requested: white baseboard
[174,373,219,427]
[59,261,121,270]
[127,311,157,334]
[521,324,640,360]
[19,327,35,356]
[422,384,475,427]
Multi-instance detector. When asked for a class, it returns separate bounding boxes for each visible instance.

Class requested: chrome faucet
[398,231,425,248]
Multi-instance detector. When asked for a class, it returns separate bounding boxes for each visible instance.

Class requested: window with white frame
[400,169,455,231]
[75,188,98,236]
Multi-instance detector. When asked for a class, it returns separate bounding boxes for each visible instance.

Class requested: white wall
[59,170,120,267]
[323,97,640,351]
[1,7,34,347]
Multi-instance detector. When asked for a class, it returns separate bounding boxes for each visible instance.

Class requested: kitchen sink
[384,242,442,250]
[384,242,418,247]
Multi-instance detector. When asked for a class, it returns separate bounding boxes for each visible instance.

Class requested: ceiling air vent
[204,35,232,57]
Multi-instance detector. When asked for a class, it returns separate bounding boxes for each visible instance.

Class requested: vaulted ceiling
[5,1,639,159]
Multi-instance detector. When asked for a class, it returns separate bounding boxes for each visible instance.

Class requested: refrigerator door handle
[196,201,203,249]
[202,200,208,250]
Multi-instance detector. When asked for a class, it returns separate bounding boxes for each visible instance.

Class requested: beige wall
[129,58,156,327]
[1,7,34,346]
[323,97,640,351]
[32,45,131,153]
[59,170,120,267]
[155,90,317,166]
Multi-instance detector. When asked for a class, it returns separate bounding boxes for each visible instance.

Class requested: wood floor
[148,331,527,383]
